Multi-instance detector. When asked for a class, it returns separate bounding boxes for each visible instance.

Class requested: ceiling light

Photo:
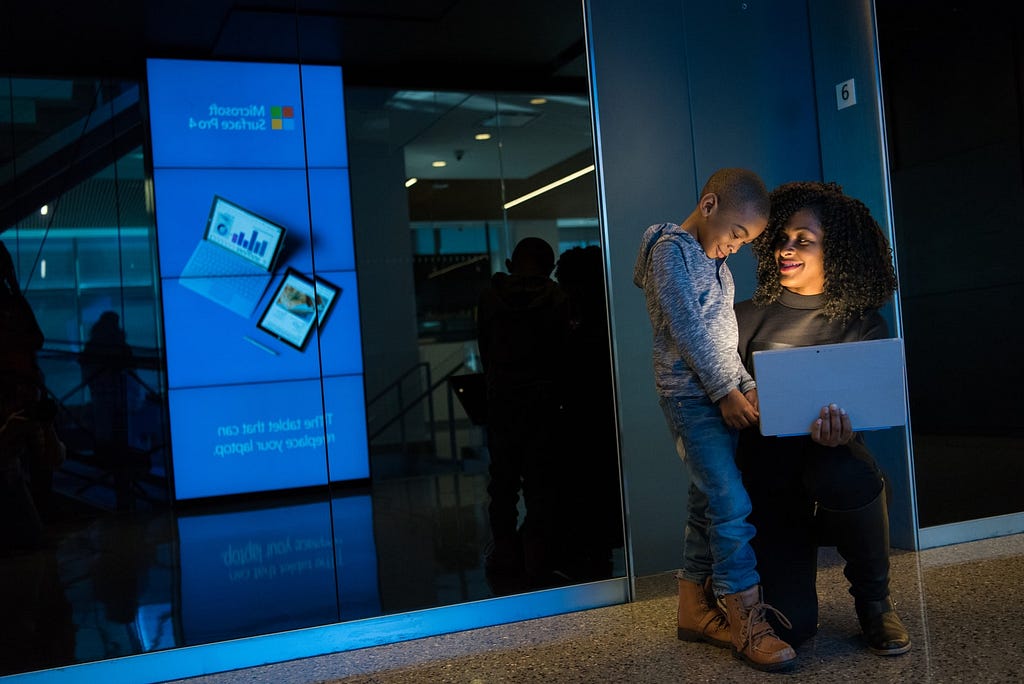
[431,160,447,168]
[40,205,49,216]
[405,177,418,188]
[474,133,491,141]
[529,98,547,105]
[503,165,596,210]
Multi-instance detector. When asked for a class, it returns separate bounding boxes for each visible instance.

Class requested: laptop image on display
[179,196,286,317]
[753,338,908,437]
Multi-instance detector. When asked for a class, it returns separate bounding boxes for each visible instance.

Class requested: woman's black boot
[820,485,911,655]
[855,596,911,655]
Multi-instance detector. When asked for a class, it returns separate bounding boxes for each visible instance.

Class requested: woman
[734,181,911,655]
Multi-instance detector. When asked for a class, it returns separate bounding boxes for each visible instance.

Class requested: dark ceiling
[3,1,588,90]
[14,1,1017,229]
[2,1,594,228]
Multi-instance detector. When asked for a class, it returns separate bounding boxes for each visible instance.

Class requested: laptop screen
[204,196,286,270]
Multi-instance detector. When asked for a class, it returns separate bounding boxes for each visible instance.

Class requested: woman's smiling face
[775,207,826,295]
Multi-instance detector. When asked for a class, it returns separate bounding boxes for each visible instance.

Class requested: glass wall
[877,1,1024,530]
[0,2,625,677]
[1,77,175,670]
[349,85,619,611]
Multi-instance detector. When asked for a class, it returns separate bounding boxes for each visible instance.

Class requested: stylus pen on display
[243,335,279,356]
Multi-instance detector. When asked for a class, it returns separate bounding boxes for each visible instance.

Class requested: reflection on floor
[168,533,1024,684]
[0,461,626,677]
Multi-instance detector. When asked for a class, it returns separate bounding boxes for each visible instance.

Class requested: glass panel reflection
[877,0,1024,527]
[347,84,623,601]
[0,62,624,679]
[177,494,376,644]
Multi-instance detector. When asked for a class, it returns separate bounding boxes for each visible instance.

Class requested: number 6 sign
[836,78,857,110]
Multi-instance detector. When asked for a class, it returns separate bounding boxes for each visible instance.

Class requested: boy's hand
[718,388,759,429]
[744,388,759,413]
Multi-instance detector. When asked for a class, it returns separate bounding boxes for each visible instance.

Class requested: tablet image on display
[257,268,340,351]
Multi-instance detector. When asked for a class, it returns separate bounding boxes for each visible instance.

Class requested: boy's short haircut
[701,168,770,218]
[510,237,556,275]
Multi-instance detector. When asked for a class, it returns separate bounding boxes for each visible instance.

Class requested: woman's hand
[719,388,759,430]
[810,403,853,446]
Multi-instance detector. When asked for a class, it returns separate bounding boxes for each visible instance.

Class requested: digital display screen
[147,58,368,500]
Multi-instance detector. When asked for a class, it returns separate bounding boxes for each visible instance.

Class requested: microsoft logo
[270,105,295,130]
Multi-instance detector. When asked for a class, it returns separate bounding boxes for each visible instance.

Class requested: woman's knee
[806,448,882,510]
[759,572,819,646]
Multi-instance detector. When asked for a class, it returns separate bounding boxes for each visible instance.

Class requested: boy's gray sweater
[633,222,755,402]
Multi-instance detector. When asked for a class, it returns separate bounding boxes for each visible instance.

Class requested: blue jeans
[660,395,759,596]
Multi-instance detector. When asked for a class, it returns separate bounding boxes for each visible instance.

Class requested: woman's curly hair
[751,181,898,323]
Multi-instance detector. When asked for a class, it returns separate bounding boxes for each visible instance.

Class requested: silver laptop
[753,338,908,437]
[179,196,286,317]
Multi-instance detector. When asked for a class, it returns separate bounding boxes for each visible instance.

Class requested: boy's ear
[700,192,718,217]
[505,258,513,272]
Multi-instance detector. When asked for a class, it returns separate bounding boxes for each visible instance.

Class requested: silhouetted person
[89,516,156,626]
[552,245,622,581]
[0,543,75,674]
[80,311,134,511]
[476,237,569,589]
[0,241,48,554]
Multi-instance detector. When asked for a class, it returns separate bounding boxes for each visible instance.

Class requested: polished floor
[165,532,1024,684]
[4,447,1023,682]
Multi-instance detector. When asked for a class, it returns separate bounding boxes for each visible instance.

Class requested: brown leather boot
[677,577,730,648]
[720,585,797,672]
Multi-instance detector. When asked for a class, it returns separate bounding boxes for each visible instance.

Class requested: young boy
[633,168,796,672]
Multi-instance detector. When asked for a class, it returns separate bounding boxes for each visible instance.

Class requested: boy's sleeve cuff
[707,386,731,404]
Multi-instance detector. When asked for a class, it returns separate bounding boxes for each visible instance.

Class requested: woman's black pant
[737,428,886,646]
